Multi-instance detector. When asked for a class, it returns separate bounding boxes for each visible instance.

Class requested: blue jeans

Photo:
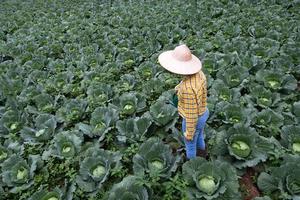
[182,108,209,159]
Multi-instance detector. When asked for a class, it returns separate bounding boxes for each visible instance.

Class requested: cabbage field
[0,0,299,199]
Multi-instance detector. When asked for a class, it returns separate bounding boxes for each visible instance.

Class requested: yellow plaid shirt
[175,70,207,139]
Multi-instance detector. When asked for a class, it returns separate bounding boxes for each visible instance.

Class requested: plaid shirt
[175,70,207,139]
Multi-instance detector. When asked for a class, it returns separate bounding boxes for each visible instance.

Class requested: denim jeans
[182,108,209,159]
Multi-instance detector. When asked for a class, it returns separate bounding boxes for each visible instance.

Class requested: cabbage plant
[1,154,42,193]
[221,104,253,125]
[135,61,157,80]
[149,99,177,130]
[249,85,280,108]
[32,93,57,113]
[108,175,152,200]
[252,108,284,137]
[257,154,300,199]
[280,125,300,154]
[293,101,300,123]
[20,114,57,144]
[182,157,241,200]
[87,83,114,109]
[216,66,249,88]
[132,137,180,178]
[76,146,122,193]
[210,79,241,103]
[56,98,87,125]
[111,92,146,116]
[77,106,119,140]
[29,187,64,200]
[116,117,152,143]
[0,109,26,134]
[209,124,276,169]
[43,131,83,160]
[256,69,297,91]
[116,74,136,92]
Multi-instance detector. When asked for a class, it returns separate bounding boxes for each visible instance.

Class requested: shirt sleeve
[201,75,207,108]
[182,87,198,138]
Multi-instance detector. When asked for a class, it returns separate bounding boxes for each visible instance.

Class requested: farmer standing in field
[158,44,209,160]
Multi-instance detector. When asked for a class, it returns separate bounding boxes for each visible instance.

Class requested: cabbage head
[2,154,41,193]
[132,137,180,178]
[257,154,300,199]
[108,175,152,200]
[76,147,122,193]
[182,157,241,200]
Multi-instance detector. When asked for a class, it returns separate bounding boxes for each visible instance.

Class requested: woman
[158,44,209,160]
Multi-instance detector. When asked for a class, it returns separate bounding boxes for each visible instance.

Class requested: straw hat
[158,44,202,75]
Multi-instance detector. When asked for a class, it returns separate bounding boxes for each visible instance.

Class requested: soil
[239,167,260,200]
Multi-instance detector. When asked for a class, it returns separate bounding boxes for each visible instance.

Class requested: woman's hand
[184,131,193,141]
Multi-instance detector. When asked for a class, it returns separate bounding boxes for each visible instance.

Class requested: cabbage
[292,143,300,153]
[62,145,71,153]
[149,160,164,170]
[92,165,106,177]
[199,175,217,195]
[48,198,58,200]
[123,104,135,114]
[231,141,251,158]
[268,80,279,88]
[17,167,28,180]
[10,123,18,130]
[0,150,8,160]
[35,129,46,137]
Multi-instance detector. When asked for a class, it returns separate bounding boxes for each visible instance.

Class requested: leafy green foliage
[0,0,299,199]
[257,154,300,199]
